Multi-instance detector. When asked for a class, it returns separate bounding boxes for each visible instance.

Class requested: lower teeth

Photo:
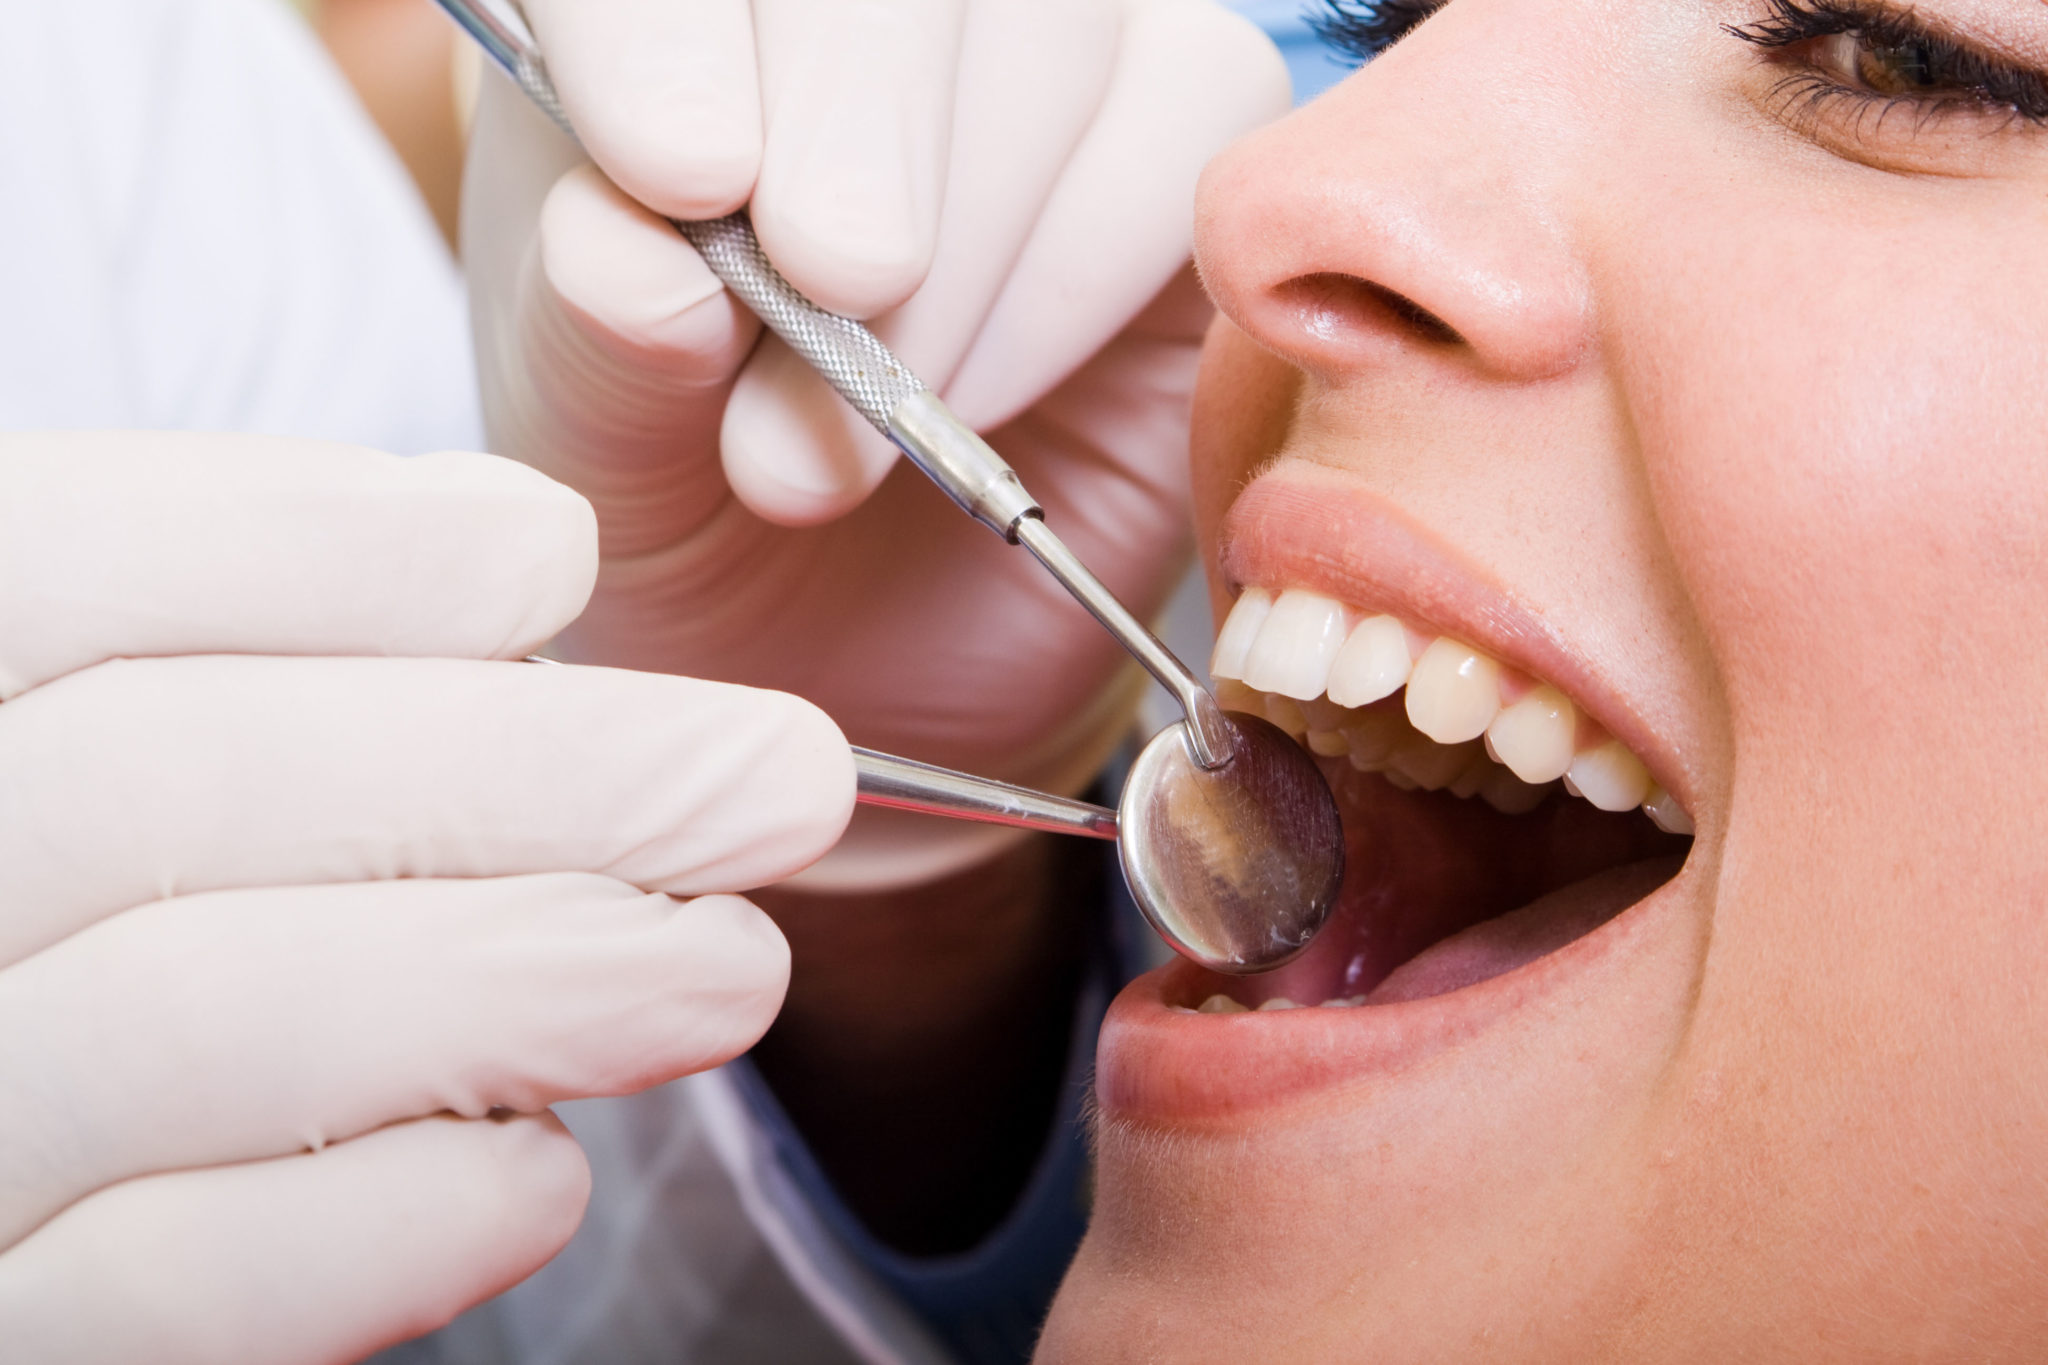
[1185,992,1367,1014]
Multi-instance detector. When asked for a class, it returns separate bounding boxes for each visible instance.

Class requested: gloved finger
[0,433,596,700]
[0,656,856,965]
[720,0,1287,525]
[974,266,1213,607]
[750,0,967,319]
[0,1113,589,1365]
[874,0,1123,390]
[467,54,766,557]
[523,0,763,221]
[950,0,1286,437]
[994,266,1213,519]
[0,875,783,1251]
[719,0,1121,525]
[516,164,764,555]
[946,0,1293,432]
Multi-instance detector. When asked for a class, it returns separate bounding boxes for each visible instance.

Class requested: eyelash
[1313,0,2048,135]
[1731,0,2048,129]
[1308,0,1444,65]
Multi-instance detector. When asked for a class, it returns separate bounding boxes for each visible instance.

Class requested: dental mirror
[1119,711,1345,974]
[855,716,1343,973]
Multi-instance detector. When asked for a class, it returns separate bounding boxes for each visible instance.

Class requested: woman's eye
[1729,1,2048,137]
[1813,31,1946,97]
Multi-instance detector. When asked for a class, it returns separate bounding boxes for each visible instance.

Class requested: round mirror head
[1118,712,1346,974]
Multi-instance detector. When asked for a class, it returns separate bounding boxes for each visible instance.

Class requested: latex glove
[0,434,855,1364]
[465,0,1291,887]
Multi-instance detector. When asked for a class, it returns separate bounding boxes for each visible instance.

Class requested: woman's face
[1041,0,2048,1356]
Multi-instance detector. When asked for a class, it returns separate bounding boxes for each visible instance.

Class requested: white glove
[464,0,1291,887]
[0,434,856,1364]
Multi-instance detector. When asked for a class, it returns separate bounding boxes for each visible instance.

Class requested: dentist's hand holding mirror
[0,436,857,1359]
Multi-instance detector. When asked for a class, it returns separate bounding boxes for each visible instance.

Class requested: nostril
[1370,283,1463,346]
[1277,273,1465,350]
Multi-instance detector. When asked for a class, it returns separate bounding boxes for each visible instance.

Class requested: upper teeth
[1210,587,1693,833]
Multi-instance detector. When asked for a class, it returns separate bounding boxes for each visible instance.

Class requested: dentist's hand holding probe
[465,0,1292,884]
[0,434,855,1363]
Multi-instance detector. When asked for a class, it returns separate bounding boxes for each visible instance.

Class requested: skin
[1038,0,2048,1357]
[312,0,466,247]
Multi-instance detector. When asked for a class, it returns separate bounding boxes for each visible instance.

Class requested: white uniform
[1,3,1342,1360]
[0,0,476,451]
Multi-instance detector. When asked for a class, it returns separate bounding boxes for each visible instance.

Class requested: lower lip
[1095,874,1693,1123]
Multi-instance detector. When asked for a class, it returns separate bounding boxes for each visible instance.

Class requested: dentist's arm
[0,435,855,1363]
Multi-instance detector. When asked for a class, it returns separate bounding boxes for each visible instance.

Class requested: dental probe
[472,1,1349,971]
[851,747,1118,841]
[431,0,1234,772]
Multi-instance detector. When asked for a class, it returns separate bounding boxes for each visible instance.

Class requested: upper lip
[1216,458,1690,809]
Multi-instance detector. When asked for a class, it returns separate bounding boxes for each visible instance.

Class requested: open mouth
[1165,585,1694,1014]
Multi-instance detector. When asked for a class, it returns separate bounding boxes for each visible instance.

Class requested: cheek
[1600,172,2048,1318]
[1606,186,2048,767]
[1190,321,1302,605]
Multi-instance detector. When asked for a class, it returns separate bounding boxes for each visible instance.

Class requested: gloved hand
[0,434,855,1364]
[464,0,1292,887]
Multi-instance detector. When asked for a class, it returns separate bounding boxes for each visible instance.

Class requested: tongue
[1362,856,1685,1007]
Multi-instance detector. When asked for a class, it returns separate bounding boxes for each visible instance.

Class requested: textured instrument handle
[676,218,926,431]
[463,0,925,430]
[469,4,1027,524]
[444,0,1232,764]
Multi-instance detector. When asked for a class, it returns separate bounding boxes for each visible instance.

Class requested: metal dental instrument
[852,747,1118,842]
[871,728,1345,979]
[858,714,1345,972]
[479,2,1343,971]
[442,0,1232,769]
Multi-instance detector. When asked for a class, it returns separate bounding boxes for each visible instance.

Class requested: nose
[1194,5,1592,385]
